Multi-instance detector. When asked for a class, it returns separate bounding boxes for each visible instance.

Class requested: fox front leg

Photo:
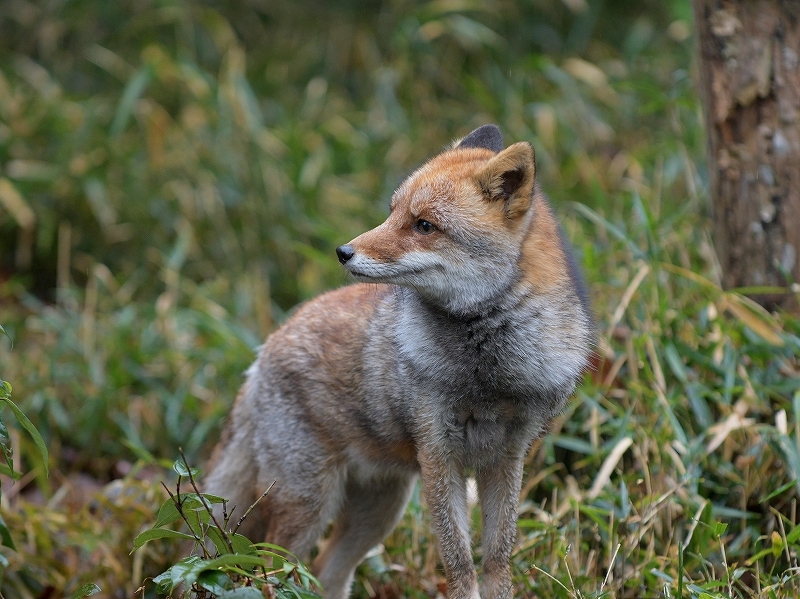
[418,449,481,599]
[476,456,525,599]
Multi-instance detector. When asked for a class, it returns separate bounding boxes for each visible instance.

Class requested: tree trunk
[692,0,800,308]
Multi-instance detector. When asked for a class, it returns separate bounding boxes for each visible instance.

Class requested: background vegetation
[0,0,798,597]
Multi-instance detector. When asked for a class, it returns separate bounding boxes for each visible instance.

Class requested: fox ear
[456,124,503,153]
[474,141,536,219]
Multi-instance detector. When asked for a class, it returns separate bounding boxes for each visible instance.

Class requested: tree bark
[693,0,800,308]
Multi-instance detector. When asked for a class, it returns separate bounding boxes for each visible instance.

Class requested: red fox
[205,125,593,599]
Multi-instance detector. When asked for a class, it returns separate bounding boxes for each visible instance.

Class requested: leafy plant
[0,324,49,549]
[136,455,322,599]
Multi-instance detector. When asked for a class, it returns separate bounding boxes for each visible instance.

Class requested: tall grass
[1,0,799,597]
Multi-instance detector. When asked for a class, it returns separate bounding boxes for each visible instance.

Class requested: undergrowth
[135,455,322,599]
[0,0,799,598]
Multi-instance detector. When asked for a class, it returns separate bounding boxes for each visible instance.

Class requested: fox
[205,124,593,599]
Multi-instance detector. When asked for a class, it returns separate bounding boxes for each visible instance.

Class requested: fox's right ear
[474,142,536,220]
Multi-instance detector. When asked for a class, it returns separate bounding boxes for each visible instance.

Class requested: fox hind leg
[312,472,416,599]
[206,433,348,566]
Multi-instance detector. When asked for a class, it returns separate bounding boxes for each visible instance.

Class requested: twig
[179,448,235,554]
[529,564,579,599]
[160,480,211,558]
[233,480,276,535]
[225,503,237,528]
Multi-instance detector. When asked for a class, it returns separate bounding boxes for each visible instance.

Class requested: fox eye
[415,220,436,235]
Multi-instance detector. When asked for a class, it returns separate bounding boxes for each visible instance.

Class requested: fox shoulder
[519,188,592,315]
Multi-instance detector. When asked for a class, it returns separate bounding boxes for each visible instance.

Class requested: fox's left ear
[456,124,504,153]
[474,142,536,219]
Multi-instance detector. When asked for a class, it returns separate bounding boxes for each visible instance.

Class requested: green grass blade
[571,201,645,260]
[1,396,48,477]
[110,64,153,135]
[0,513,16,550]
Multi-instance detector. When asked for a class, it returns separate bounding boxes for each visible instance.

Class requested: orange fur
[519,193,572,293]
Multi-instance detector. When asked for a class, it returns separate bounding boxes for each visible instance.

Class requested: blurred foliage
[0,0,702,477]
[0,0,799,598]
[0,0,693,306]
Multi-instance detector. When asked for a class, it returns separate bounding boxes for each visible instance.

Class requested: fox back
[205,125,593,599]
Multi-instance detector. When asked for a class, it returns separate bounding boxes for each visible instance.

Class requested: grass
[1,0,800,597]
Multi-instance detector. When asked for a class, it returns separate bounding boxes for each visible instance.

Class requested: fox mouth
[344,262,429,282]
[345,265,404,281]
[347,269,385,281]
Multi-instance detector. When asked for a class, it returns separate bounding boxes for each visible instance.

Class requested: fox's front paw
[445,574,482,599]
[479,569,513,599]
[478,586,512,599]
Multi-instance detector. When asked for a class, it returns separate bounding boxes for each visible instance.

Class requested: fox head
[337,125,539,315]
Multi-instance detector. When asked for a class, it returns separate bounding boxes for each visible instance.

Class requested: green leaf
[0,416,15,477]
[201,553,269,572]
[0,396,48,477]
[0,462,17,478]
[230,532,257,555]
[731,567,747,582]
[0,324,9,342]
[207,526,233,555]
[132,527,195,551]
[217,588,265,599]
[0,513,16,550]
[110,65,153,135]
[746,546,776,565]
[687,584,707,595]
[153,495,194,529]
[664,343,688,384]
[761,479,798,503]
[173,458,200,478]
[197,570,234,595]
[787,523,800,545]
[551,435,595,454]
[153,556,204,593]
[649,568,673,582]
[153,492,226,528]
[184,505,212,538]
[208,527,257,556]
[713,521,728,538]
[274,579,323,599]
[516,518,547,530]
[154,554,269,594]
[69,583,101,599]
[0,417,10,445]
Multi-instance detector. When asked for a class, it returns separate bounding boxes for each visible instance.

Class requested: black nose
[336,244,355,264]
